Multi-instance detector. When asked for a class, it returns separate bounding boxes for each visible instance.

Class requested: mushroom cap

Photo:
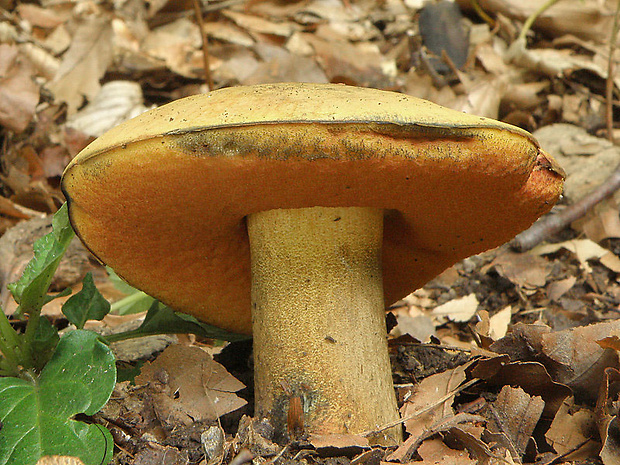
[61,83,564,334]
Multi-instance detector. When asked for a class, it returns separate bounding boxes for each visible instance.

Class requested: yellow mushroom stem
[247,206,402,445]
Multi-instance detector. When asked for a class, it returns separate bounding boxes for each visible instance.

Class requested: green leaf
[8,204,75,314]
[116,360,144,384]
[62,273,111,329]
[106,302,250,343]
[0,330,116,465]
[105,267,137,296]
[31,317,60,371]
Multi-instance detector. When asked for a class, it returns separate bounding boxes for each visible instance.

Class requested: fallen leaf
[546,396,597,455]
[431,294,478,323]
[547,276,577,301]
[17,3,64,29]
[489,306,512,341]
[223,9,297,38]
[308,433,370,456]
[543,321,620,402]
[533,239,610,273]
[489,250,551,289]
[573,199,620,243]
[596,368,620,465]
[483,385,544,460]
[0,44,39,132]
[416,438,477,464]
[142,17,202,78]
[400,364,469,437]
[447,426,511,464]
[48,17,113,113]
[471,358,571,418]
[136,344,247,426]
[600,252,620,274]
[388,413,484,463]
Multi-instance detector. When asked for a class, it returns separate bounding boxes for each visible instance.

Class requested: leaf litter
[4,0,620,464]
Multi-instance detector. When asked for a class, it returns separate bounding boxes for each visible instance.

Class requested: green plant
[0,204,248,465]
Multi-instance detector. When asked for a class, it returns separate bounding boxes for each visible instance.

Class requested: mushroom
[61,83,564,445]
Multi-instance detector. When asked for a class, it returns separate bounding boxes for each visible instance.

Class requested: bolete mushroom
[61,83,564,445]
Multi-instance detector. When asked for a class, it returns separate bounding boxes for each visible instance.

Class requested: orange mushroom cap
[61,83,564,334]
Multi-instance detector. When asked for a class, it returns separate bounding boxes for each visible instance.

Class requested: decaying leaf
[431,293,478,323]
[542,321,620,402]
[400,364,469,437]
[0,43,39,133]
[483,385,544,460]
[475,307,512,342]
[534,239,610,273]
[471,356,571,418]
[489,250,551,290]
[308,433,370,457]
[546,396,597,456]
[388,413,485,463]
[48,17,113,113]
[596,368,620,465]
[415,438,476,465]
[135,344,247,426]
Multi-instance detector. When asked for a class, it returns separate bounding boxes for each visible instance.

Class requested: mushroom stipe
[61,83,564,445]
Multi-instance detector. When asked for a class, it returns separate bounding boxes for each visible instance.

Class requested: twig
[361,378,480,436]
[511,162,620,251]
[192,0,214,91]
[606,0,620,142]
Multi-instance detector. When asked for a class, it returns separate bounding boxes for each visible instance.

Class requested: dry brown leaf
[489,306,512,341]
[471,357,571,418]
[400,364,468,437]
[415,438,476,464]
[484,385,544,460]
[204,21,254,47]
[142,18,202,78]
[48,17,113,113]
[489,249,551,289]
[389,413,485,463]
[447,426,514,465]
[308,433,370,456]
[546,396,597,455]
[573,199,620,243]
[223,9,297,38]
[17,3,65,29]
[135,344,247,426]
[600,252,620,274]
[547,276,577,302]
[242,43,328,85]
[303,31,394,88]
[431,293,478,323]
[596,368,620,465]
[533,239,610,273]
[543,321,620,402]
[0,44,39,133]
